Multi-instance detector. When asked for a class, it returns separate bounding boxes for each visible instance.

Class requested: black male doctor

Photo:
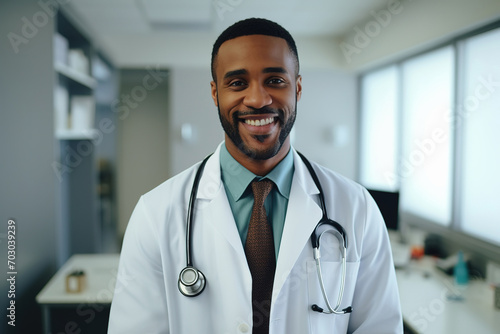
[108,18,403,334]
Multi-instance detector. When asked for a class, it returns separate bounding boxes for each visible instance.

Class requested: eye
[267,78,286,86]
[229,80,247,88]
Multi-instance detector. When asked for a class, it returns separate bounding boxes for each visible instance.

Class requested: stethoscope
[178,152,352,315]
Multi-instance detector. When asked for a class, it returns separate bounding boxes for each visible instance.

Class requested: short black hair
[211,18,299,81]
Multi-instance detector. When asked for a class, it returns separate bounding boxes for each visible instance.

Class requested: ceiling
[68,0,391,36]
[65,0,393,67]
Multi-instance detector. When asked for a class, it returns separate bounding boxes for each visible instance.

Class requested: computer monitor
[367,189,400,231]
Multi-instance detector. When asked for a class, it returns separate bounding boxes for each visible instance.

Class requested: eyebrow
[223,67,288,80]
[223,69,247,80]
[263,67,288,74]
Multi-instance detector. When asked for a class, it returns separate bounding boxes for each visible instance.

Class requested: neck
[224,137,290,176]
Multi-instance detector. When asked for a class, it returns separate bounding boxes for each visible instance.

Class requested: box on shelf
[53,33,68,65]
[68,49,89,75]
[70,96,95,130]
[54,85,69,131]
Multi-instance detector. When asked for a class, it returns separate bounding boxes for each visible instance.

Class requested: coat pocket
[307,260,360,333]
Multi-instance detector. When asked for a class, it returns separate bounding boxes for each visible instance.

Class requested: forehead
[215,35,295,77]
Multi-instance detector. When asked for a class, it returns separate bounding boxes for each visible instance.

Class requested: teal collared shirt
[220,144,294,259]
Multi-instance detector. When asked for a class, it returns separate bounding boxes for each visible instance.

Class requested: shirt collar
[220,143,294,201]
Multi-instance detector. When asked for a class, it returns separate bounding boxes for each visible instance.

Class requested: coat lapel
[272,149,323,301]
[196,144,248,263]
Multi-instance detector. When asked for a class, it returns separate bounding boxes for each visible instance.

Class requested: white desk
[396,257,500,334]
[36,254,120,334]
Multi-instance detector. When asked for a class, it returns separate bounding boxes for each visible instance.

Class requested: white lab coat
[108,143,403,333]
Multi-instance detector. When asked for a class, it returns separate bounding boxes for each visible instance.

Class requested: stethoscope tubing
[313,231,348,314]
[185,154,212,267]
[178,154,211,297]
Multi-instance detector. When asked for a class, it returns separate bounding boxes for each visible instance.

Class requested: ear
[210,81,218,107]
[295,75,302,102]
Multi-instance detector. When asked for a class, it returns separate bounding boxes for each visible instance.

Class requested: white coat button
[238,323,249,333]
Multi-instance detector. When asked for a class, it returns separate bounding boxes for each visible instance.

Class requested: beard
[217,101,297,161]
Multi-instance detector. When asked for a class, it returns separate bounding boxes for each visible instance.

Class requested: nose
[243,82,272,109]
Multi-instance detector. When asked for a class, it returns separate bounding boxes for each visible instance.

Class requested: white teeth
[245,117,274,126]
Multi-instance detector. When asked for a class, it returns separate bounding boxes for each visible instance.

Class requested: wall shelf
[55,128,99,140]
[55,62,96,89]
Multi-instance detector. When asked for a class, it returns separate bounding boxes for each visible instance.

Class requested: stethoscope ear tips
[178,266,206,297]
[311,304,324,313]
[311,304,353,314]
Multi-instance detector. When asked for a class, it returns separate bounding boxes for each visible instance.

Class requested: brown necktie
[245,179,276,334]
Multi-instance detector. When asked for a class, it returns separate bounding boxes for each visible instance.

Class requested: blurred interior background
[1,0,500,333]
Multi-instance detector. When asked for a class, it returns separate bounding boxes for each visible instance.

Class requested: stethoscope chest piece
[178,266,206,297]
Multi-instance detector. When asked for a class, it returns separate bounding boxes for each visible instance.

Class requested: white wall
[168,67,224,174]
[116,70,171,236]
[339,0,500,71]
[294,69,358,179]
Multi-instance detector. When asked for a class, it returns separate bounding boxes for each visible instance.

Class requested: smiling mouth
[243,117,275,126]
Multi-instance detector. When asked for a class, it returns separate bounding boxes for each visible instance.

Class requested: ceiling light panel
[138,0,212,26]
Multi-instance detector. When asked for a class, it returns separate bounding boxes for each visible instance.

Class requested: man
[108,18,403,333]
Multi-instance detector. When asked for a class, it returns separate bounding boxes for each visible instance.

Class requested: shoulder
[138,151,220,220]
[311,161,363,191]
[293,151,368,204]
